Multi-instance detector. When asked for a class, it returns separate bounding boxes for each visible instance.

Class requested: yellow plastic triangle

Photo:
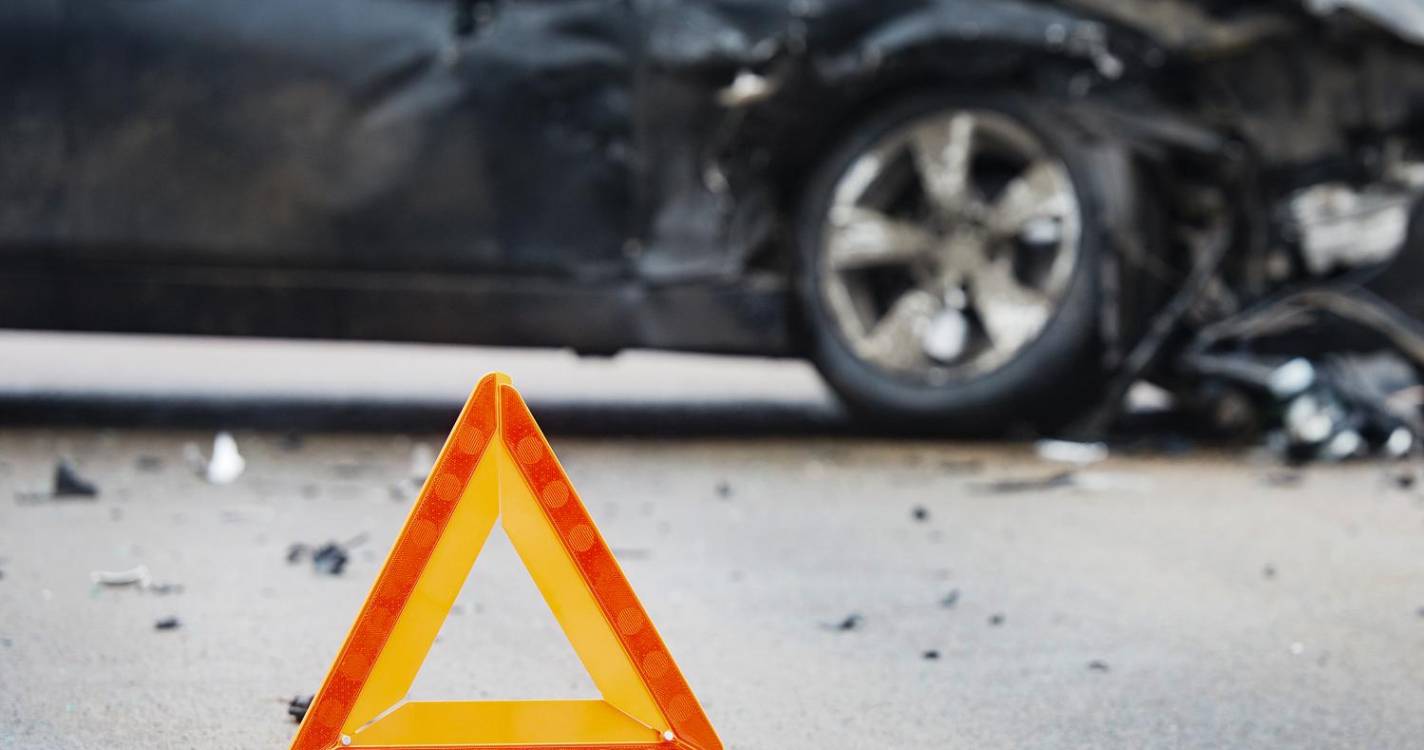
[289,373,721,750]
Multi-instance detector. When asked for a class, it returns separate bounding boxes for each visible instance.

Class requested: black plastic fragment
[53,460,99,498]
[311,543,350,576]
[289,535,365,576]
[288,694,313,723]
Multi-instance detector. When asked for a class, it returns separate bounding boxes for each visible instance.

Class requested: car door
[59,0,637,279]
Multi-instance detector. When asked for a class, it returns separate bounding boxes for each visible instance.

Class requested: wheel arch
[738,63,1173,363]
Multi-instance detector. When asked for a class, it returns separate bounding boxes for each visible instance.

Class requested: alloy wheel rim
[818,108,1082,386]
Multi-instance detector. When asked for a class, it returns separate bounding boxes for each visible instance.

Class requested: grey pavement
[1,333,1423,749]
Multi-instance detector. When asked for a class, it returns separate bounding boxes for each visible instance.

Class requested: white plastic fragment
[90,564,152,588]
[206,432,246,484]
[1035,439,1109,466]
[183,431,247,484]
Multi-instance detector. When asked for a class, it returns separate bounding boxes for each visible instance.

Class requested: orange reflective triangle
[289,373,721,750]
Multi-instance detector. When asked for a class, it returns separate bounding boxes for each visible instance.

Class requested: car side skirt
[0,262,795,357]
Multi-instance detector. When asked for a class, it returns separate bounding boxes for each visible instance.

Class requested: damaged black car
[5,0,1424,438]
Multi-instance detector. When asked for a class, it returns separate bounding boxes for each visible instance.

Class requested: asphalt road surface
[1,332,1423,749]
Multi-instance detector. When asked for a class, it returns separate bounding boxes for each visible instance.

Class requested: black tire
[797,92,1111,433]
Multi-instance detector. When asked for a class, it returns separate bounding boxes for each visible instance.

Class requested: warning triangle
[290,373,722,750]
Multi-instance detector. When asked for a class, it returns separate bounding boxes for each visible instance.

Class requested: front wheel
[797,93,1111,432]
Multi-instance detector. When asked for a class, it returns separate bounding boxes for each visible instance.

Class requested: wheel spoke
[860,289,938,371]
[987,161,1071,239]
[939,230,991,284]
[826,206,938,270]
[911,113,976,212]
[971,256,1051,355]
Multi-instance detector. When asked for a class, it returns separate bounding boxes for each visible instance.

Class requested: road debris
[287,534,367,576]
[134,455,164,472]
[312,544,348,574]
[911,505,929,522]
[1185,349,1424,463]
[184,432,247,484]
[940,589,960,609]
[1263,470,1304,488]
[714,480,733,499]
[88,564,184,594]
[91,565,152,588]
[53,460,99,498]
[1263,564,1277,579]
[988,613,1005,626]
[1035,440,1109,465]
[974,471,1076,494]
[1088,660,1110,672]
[288,694,313,722]
[154,616,181,631]
[826,613,863,632]
[18,461,101,502]
[922,649,941,661]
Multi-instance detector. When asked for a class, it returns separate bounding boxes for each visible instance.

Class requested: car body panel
[53,0,635,277]
[4,0,1424,369]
